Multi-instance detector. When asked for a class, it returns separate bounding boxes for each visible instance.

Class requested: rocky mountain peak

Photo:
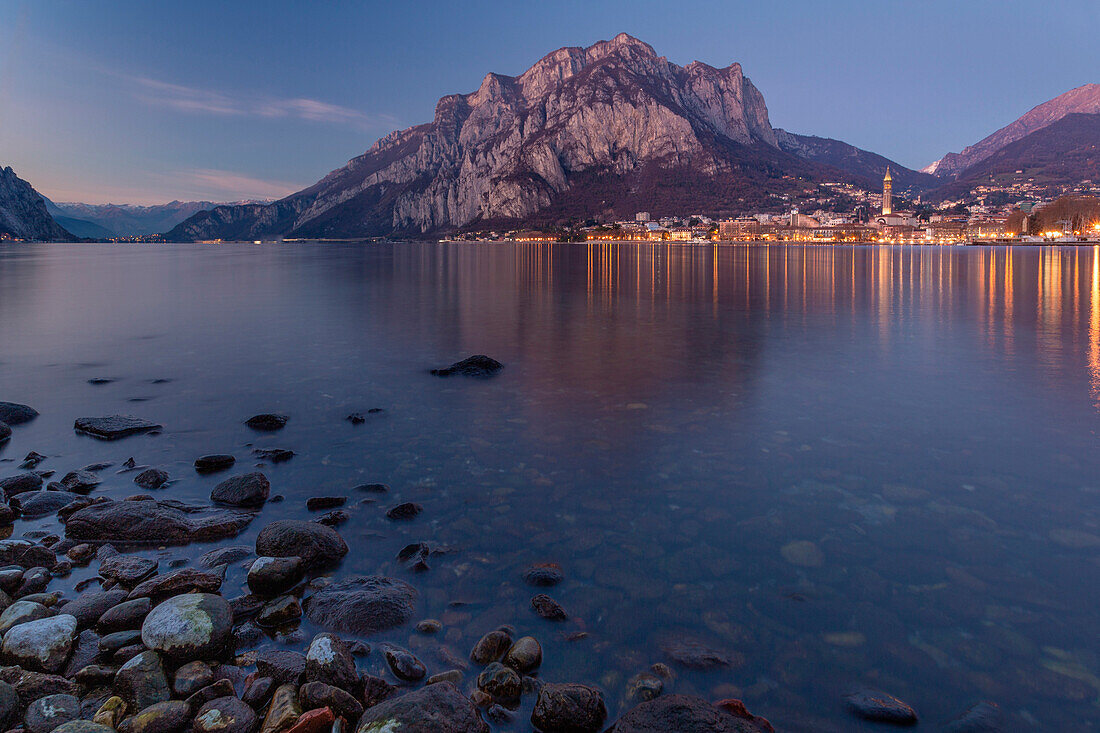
[0,165,73,240]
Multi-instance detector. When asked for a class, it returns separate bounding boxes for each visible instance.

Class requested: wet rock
[944,701,1004,732]
[20,452,47,469]
[141,593,231,661]
[383,645,426,682]
[353,483,388,494]
[257,595,301,628]
[100,555,159,586]
[14,567,50,597]
[211,473,270,508]
[0,666,77,708]
[0,403,37,426]
[531,593,568,621]
[183,679,235,712]
[531,683,606,733]
[66,543,96,565]
[627,673,663,703]
[100,629,145,654]
[1,614,76,672]
[660,636,734,670]
[115,650,170,711]
[415,619,441,634]
[256,650,306,685]
[134,469,170,490]
[172,661,213,697]
[0,540,56,569]
[0,504,15,524]
[194,455,235,474]
[247,556,303,597]
[844,688,918,725]
[305,497,345,511]
[74,416,161,440]
[385,502,422,520]
[229,596,265,626]
[194,696,257,733]
[53,723,116,733]
[476,662,520,699]
[118,700,191,733]
[199,546,252,569]
[359,675,395,709]
[24,692,80,733]
[429,355,503,378]
[129,567,224,600]
[523,562,564,587]
[303,575,416,635]
[64,588,128,629]
[77,664,119,687]
[253,448,294,463]
[426,670,463,687]
[503,636,541,674]
[97,597,152,633]
[92,696,127,728]
[255,521,347,569]
[67,499,255,545]
[12,491,79,518]
[260,683,300,733]
[0,473,43,499]
[608,694,764,732]
[315,510,349,528]
[299,682,362,725]
[355,681,488,733]
[60,470,102,494]
[63,629,101,678]
[470,630,511,664]
[245,414,287,432]
[304,633,358,693]
[285,707,333,733]
[242,677,274,709]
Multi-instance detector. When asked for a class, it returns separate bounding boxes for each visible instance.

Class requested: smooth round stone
[470,630,512,664]
[256,520,348,569]
[172,660,214,697]
[0,402,38,426]
[383,645,426,681]
[194,455,236,473]
[210,473,270,508]
[245,414,287,431]
[115,650,170,711]
[194,696,257,733]
[0,600,50,634]
[247,556,304,597]
[503,636,542,674]
[302,575,415,634]
[24,693,80,733]
[0,614,77,673]
[141,593,232,660]
[97,597,153,633]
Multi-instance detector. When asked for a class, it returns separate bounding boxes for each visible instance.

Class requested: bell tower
[882,167,893,216]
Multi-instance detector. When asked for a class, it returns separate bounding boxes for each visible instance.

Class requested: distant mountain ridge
[774,130,936,190]
[924,83,1100,178]
[0,166,72,241]
[168,33,914,241]
[45,199,263,237]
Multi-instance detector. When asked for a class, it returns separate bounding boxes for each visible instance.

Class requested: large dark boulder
[10,491,80,518]
[0,403,38,426]
[74,416,161,440]
[303,575,416,635]
[355,682,487,733]
[255,520,347,568]
[0,473,43,499]
[64,499,254,545]
[141,594,232,661]
[429,355,503,378]
[608,695,769,732]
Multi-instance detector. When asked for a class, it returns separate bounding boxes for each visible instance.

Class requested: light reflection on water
[0,242,1099,731]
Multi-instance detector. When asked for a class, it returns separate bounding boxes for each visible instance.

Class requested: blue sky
[1,0,1097,204]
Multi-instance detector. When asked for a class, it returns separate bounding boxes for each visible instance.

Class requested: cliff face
[925,83,1100,178]
[0,166,73,241]
[170,33,853,240]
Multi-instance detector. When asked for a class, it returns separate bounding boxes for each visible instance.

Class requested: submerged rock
[0,402,38,425]
[385,502,422,520]
[74,416,161,440]
[11,490,80,517]
[65,499,255,545]
[194,455,235,473]
[844,688,918,725]
[608,694,766,732]
[531,593,568,621]
[429,355,503,378]
[944,701,1004,732]
[134,469,170,490]
[523,562,564,587]
[355,682,488,733]
[255,520,347,569]
[0,472,44,498]
[210,473,270,508]
[245,414,287,432]
[303,575,416,635]
[531,683,606,733]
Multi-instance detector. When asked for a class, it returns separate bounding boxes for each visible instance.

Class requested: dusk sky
[2,0,1098,205]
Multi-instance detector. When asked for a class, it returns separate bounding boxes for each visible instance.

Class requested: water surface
[1,242,1098,730]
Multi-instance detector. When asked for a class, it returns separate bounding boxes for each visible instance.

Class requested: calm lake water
[1,242,1099,730]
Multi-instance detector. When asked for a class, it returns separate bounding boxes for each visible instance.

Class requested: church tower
[882,167,893,216]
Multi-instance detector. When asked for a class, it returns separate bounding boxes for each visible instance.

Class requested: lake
[1,242,1098,730]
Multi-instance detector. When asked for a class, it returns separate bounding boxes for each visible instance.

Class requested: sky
[1,0,1098,205]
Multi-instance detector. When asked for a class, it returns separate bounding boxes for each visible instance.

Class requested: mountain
[774,129,937,190]
[0,166,73,241]
[45,200,249,237]
[932,113,1100,199]
[924,83,1100,178]
[48,213,114,239]
[169,33,885,241]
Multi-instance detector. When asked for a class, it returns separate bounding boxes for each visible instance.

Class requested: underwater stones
[780,540,824,567]
[355,682,488,733]
[476,662,519,700]
[194,696,257,733]
[210,473,270,508]
[608,694,764,732]
[255,520,347,569]
[303,575,416,635]
[523,562,564,587]
[305,497,345,511]
[429,355,503,378]
[74,416,161,440]
[1048,528,1100,548]
[12,490,79,518]
[844,688,918,725]
[0,402,38,425]
[66,499,255,545]
[198,545,252,569]
[245,414,287,432]
[531,682,606,733]
[1,614,77,673]
[626,673,663,703]
[385,502,422,520]
[194,455,236,473]
[141,593,232,660]
[531,593,568,621]
[660,637,734,670]
[253,448,294,463]
[134,469,170,490]
[944,701,1004,732]
[0,422,9,444]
